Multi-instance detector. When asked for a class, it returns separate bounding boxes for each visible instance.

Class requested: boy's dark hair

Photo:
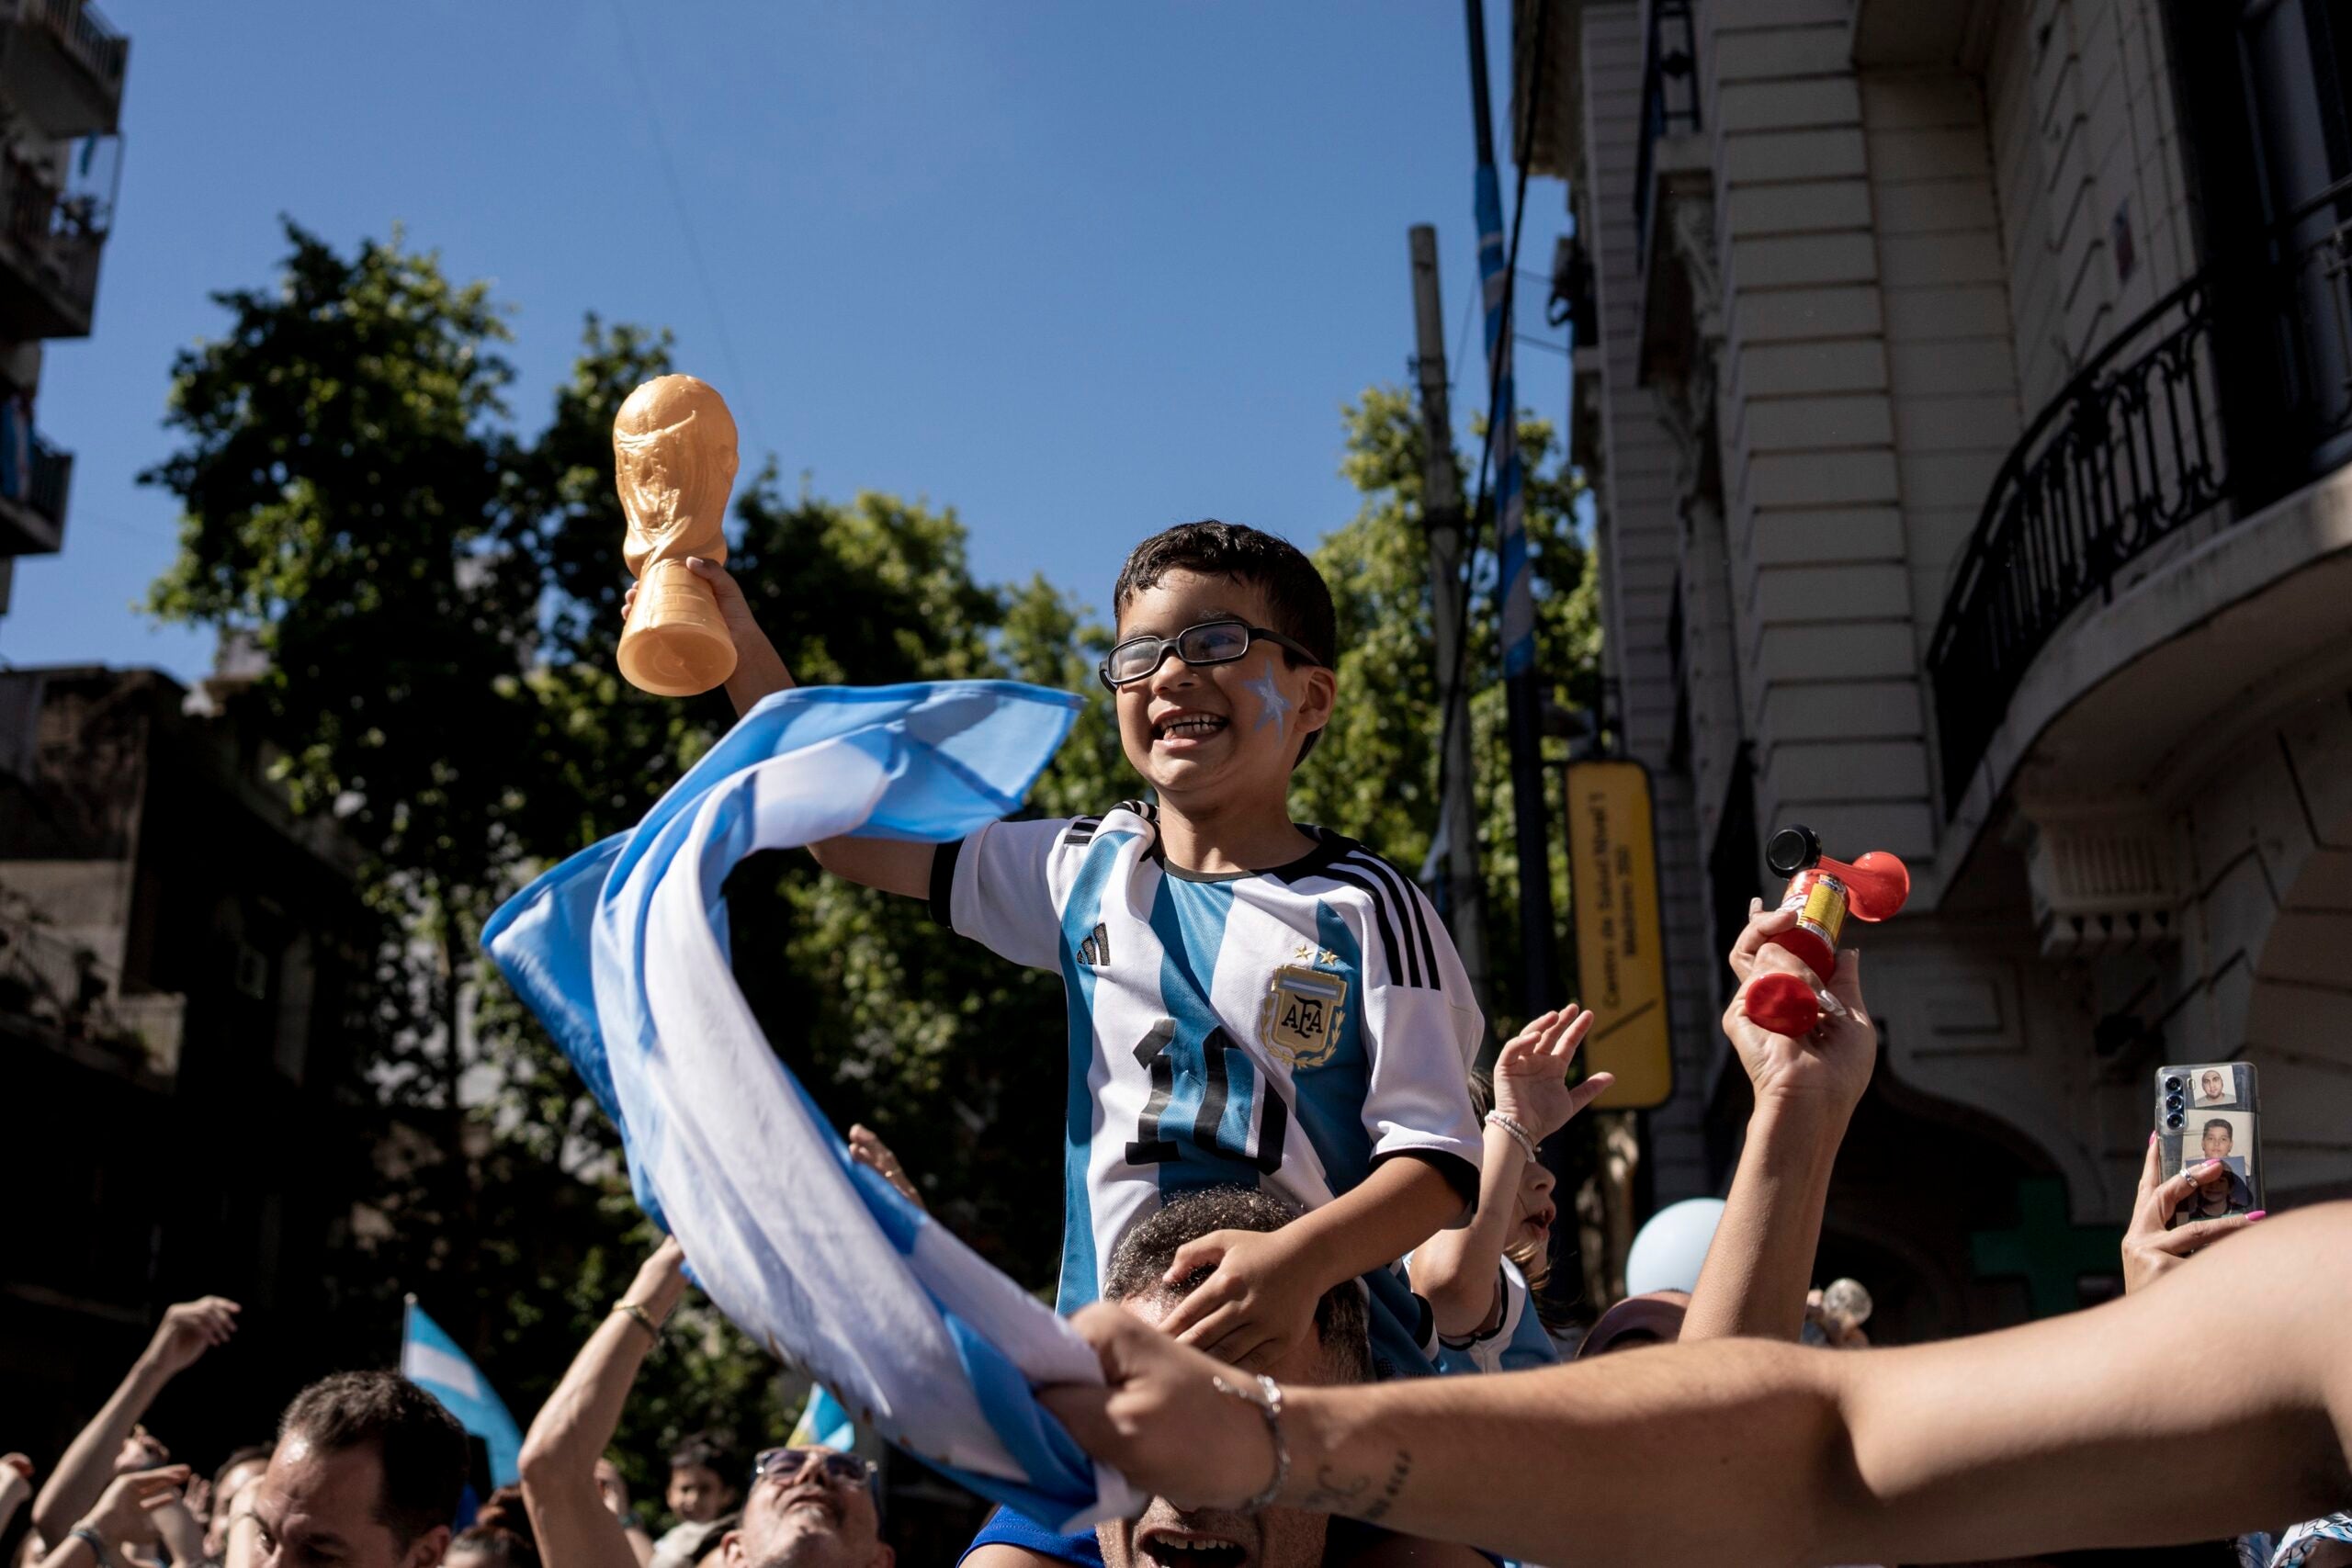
[2202,1118,2233,1141]
[277,1371,468,1549]
[448,1525,539,1568]
[210,1444,273,1499]
[1100,1186,1371,1382]
[668,1432,734,1476]
[1111,521,1339,762]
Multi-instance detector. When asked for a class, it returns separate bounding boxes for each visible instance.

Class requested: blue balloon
[1625,1197,1726,1296]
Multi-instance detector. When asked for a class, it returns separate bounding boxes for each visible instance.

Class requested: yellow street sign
[1565,759,1671,1110]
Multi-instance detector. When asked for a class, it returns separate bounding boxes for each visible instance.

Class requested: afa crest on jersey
[1261,956,1347,1068]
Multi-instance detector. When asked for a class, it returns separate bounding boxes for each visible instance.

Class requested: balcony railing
[1925,175,2352,809]
[24,432,71,524]
[0,149,107,332]
[1633,0,1701,263]
[17,0,126,89]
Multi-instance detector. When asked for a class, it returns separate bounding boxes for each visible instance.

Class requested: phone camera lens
[2166,1112,2185,1129]
[2164,1075,2184,1092]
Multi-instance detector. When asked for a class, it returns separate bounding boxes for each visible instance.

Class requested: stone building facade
[1523,0,2352,1336]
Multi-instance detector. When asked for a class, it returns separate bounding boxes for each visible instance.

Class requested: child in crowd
[1406,1004,1610,1374]
[648,520,1492,1562]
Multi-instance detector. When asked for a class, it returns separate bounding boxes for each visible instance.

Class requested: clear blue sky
[0,0,1570,682]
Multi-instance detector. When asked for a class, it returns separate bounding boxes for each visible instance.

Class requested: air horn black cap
[1766,824,1822,878]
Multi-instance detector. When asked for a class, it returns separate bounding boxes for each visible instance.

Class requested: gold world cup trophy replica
[615,374,741,696]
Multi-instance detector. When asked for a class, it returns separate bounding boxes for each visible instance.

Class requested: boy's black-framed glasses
[751,1446,877,1493]
[1098,619,1321,692]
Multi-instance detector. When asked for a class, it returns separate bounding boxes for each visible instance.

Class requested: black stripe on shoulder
[1319,863,1406,984]
[1061,815,1102,846]
[1336,852,1425,987]
[1346,851,1441,988]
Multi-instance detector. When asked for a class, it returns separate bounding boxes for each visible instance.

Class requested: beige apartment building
[1521,0,2352,1335]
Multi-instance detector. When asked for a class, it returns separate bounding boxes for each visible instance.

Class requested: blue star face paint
[1243,653,1293,742]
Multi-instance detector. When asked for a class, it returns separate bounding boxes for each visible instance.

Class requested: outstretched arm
[1680,905,1875,1343]
[1046,1203,2352,1568]
[622,559,935,898]
[519,1242,688,1568]
[33,1300,238,1542]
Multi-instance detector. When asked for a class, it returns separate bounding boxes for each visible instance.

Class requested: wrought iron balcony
[0,429,71,556]
[1925,175,2352,810]
[0,0,128,137]
[0,146,109,338]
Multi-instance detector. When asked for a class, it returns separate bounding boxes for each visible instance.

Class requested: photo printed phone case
[2154,1061,2263,1227]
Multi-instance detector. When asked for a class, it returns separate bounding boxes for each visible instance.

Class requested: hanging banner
[1566,759,1672,1110]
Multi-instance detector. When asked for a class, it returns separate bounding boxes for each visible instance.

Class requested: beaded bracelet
[1485,1109,1540,1162]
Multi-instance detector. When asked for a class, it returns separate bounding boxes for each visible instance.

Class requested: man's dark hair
[2203,1118,2233,1142]
[668,1432,735,1477]
[277,1371,468,1549]
[1101,1186,1372,1383]
[211,1444,273,1500]
[447,1526,538,1568]
[1110,521,1339,762]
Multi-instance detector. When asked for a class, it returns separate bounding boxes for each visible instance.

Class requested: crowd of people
[12,521,2348,1568]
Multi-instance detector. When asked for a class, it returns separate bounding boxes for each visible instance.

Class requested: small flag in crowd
[789,1385,858,1453]
[401,1297,524,1487]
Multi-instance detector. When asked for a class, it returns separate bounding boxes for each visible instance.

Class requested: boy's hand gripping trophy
[615,374,740,697]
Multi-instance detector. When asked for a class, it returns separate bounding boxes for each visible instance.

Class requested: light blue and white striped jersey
[932,799,1485,1357]
[1426,1257,1562,1376]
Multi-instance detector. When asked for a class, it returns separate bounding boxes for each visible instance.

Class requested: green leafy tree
[1296,386,1600,1036]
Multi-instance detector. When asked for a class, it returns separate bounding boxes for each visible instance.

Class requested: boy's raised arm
[641,558,936,899]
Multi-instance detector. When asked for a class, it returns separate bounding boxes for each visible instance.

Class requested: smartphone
[2154,1062,2263,1226]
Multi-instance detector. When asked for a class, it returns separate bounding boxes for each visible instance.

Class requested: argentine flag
[401,1299,524,1487]
[789,1385,858,1453]
[481,682,1139,1532]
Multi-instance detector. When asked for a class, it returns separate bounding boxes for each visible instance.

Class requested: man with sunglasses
[519,1241,893,1568]
[637,521,1487,1564]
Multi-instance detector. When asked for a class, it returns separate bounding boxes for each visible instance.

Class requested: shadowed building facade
[1520,0,2352,1336]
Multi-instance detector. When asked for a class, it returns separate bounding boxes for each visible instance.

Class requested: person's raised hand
[141,1299,239,1380]
[624,1235,690,1326]
[594,1458,630,1519]
[2121,1135,2265,1294]
[79,1465,191,1548]
[0,1456,33,1521]
[1727,896,1803,986]
[1722,924,1875,1119]
[1039,1303,1281,1513]
[1491,1004,1613,1143]
[1152,1227,1321,1374]
[848,1124,925,1210]
[148,1485,207,1566]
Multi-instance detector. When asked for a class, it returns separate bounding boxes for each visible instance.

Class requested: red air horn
[1741,824,1911,1037]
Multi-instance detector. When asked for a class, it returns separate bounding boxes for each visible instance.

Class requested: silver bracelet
[1210,1372,1289,1512]
[1485,1110,1540,1162]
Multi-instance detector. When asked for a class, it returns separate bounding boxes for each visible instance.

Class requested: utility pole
[1408,224,1491,1019]
[1464,0,1559,1030]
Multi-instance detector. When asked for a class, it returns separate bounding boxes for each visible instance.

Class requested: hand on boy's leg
[1152,1224,1323,1373]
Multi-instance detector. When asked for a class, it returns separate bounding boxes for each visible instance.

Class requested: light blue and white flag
[481,682,1139,1533]
[788,1384,858,1453]
[401,1299,524,1487]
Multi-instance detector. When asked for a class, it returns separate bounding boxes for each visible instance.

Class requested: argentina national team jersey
[1423,1257,1563,1377]
[931,799,1485,1356]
